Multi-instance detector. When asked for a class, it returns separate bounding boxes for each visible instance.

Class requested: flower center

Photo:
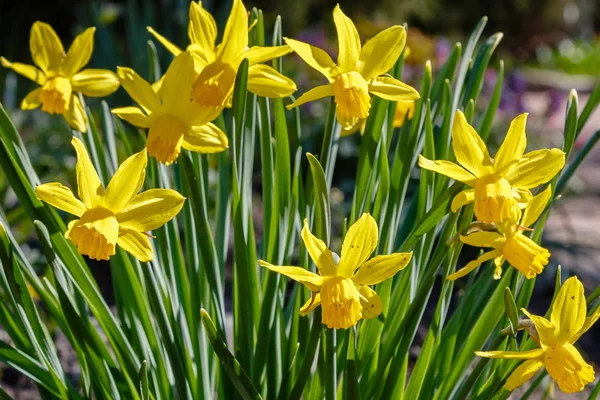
[473,174,515,224]
[191,61,237,108]
[147,115,187,165]
[320,276,362,329]
[39,76,72,115]
[332,71,371,129]
[503,233,549,279]
[66,207,119,261]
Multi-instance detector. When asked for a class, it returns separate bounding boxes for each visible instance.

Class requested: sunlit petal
[29,21,64,73]
[550,277,587,344]
[117,189,185,232]
[337,213,378,277]
[62,27,95,77]
[71,137,104,208]
[284,38,337,81]
[0,57,46,85]
[247,64,297,98]
[332,5,361,71]
[301,219,336,276]
[117,228,154,262]
[105,149,148,212]
[71,69,120,97]
[35,182,86,217]
[357,25,406,80]
[452,110,492,176]
[258,260,324,292]
[368,76,420,101]
[352,252,412,286]
[506,149,565,190]
[494,113,527,173]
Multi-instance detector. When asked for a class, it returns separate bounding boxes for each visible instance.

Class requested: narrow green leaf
[201,309,262,400]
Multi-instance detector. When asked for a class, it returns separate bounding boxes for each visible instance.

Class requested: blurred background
[0,0,599,397]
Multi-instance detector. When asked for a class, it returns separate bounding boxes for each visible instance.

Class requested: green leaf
[504,288,519,336]
[139,360,149,400]
[306,153,331,242]
[201,309,262,400]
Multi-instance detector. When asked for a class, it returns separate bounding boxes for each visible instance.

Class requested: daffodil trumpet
[419,111,565,224]
[1,22,120,132]
[477,277,599,394]
[35,137,185,261]
[258,213,412,329]
[284,5,419,132]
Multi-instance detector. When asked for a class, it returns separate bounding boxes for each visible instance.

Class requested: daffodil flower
[285,5,419,131]
[258,214,412,329]
[418,111,565,224]
[35,137,185,261]
[477,277,599,393]
[449,186,552,280]
[1,22,120,132]
[147,0,296,109]
[113,52,228,165]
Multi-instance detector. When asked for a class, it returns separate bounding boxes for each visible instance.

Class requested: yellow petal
[35,182,86,216]
[504,359,544,391]
[217,0,248,63]
[181,101,222,126]
[447,249,502,281]
[300,292,321,316]
[112,107,151,128]
[551,277,587,344]
[451,189,475,212]
[341,118,366,137]
[358,286,382,319]
[286,84,334,109]
[117,67,161,113]
[418,155,477,185]
[63,95,88,133]
[332,5,360,71]
[522,309,557,347]
[258,260,324,292]
[161,52,197,113]
[284,38,337,81]
[246,45,292,66]
[393,100,415,128]
[368,76,420,102]
[71,69,120,97]
[117,189,185,231]
[452,110,492,177]
[29,21,64,73]
[182,123,229,154]
[117,228,154,262]
[146,27,183,56]
[475,348,545,359]
[71,137,104,208]
[544,343,595,393]
[301,219,336,276]
[337,213,378,277]
[188,2,217,54]
[62,27,95,77]
[572,305,600,343]
[247,64,297,98]
[191,60,237,109]
[521,185,552,228]
[352,252,412,286]
[357,25,406,80]
[21,88,42,110]
[494,113,527,173]
[105,149,148,212]
[0,57,46,85]
[460,231,505,249]
[514,187,533,207]
[505,149,566,190]
[68,209,118,261]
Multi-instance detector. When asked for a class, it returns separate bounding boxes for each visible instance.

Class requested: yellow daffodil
[147,0,296,109]
[258,214,412,329]
[1,22,120,132]
[35,137,185,261]
[477,277,599,393]
[393,100,416,128]
[449,186,552,280]
[113,52,228,165]
[418,111,565,224]
[285,5,419,131]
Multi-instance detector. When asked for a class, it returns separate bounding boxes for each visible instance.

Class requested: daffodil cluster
[419,111,565,280]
